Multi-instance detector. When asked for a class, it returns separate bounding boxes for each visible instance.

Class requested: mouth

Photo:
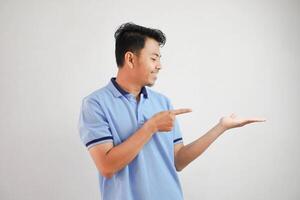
[151,72,158,80]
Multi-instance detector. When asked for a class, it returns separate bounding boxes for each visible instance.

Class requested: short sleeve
[166,97,184,145]
[78,97,113,150]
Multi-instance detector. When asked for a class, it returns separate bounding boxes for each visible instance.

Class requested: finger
[246,118,266,122]
[171,108,192,115]
[242,118,267,124]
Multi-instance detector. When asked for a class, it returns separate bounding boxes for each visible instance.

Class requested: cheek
[141,63,153,74]
[147,62,156,72]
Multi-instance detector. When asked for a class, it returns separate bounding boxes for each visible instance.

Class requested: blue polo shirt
[78,78,184,200]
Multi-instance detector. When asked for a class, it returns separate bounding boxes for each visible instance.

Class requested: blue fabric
[78,78,184,200]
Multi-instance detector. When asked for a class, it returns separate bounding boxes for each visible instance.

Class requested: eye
[151,58,157,61]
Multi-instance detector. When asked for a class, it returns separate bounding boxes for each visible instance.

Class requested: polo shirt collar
[110,77,148,98]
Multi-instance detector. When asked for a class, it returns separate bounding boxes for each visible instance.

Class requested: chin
[146,81,155,87]
[144,77,157,87]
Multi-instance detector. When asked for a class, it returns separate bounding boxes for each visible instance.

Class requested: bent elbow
[175,163,184,172]
[102,172,114,179]
[100,167,115,179]
[176,167,183,172]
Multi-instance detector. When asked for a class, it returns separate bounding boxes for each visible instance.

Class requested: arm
[89,122,156,179]
[88,108,192,179]
[174,114,266,171]
[174,123,226,171]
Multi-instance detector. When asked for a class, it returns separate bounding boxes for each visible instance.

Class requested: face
[132,38,162,87]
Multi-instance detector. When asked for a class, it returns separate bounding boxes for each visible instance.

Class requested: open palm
[219,113,266,130]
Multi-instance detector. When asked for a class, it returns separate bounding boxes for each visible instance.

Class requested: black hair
[114,22,166,68]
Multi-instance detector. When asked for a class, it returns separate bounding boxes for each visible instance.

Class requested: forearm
[175,123,227,171]
[105,122,156,175]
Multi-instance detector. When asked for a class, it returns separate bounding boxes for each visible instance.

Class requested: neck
[115,70,142,98]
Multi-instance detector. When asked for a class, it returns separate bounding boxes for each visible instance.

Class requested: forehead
[141,38,161,56]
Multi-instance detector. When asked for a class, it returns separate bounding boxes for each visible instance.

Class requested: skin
[88,37,266,178]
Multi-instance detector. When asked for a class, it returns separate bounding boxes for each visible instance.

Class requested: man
[78,22,266,200]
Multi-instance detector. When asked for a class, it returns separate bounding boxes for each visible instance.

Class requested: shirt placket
[127,94,144,128]
[136,95,145,128]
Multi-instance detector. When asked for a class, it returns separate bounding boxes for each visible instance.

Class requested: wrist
[216,122,228,134]
[143,119,158,134]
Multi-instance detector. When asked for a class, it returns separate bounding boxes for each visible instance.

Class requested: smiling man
[78,22,266,200]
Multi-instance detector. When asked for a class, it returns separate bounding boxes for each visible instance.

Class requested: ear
[124,52,135,69]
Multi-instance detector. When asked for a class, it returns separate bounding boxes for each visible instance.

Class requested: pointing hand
[148,108,192,132]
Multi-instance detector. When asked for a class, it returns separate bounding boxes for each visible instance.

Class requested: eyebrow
[151,53,162,58]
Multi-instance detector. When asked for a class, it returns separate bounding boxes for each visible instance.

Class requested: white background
[0,0,299,199]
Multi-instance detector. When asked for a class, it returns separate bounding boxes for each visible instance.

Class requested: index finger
[171,108,192,115]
